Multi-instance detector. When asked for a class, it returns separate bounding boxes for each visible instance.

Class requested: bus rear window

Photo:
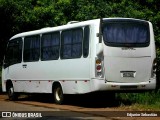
[102,20,150,47]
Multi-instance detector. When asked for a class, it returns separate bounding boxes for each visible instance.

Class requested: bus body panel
[104,56,152,83]
[103,46,152,83]
[17,58,90,81]
[4,58,91,93]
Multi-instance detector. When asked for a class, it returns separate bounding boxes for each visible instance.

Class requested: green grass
[117,91,160,110]
[119,103,160,111]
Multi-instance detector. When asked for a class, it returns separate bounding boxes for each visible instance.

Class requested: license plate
[121,71,135,78]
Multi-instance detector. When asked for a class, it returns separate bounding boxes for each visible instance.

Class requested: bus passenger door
[3,38,23,86]
[19,35,41,91]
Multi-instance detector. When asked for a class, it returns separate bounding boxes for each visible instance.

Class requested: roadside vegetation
[116,91,160,110]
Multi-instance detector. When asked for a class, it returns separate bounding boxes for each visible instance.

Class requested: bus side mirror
[96,43,103,56]
[3,61,9,69]
[3,63,7,69]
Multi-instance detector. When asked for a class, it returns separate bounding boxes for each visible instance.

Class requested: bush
[117,90,160,107]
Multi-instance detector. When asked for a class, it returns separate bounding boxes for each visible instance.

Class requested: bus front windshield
[102,19,150,47]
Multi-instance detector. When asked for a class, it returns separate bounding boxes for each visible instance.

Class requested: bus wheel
[7,84,17,101]
[53,84,64,104]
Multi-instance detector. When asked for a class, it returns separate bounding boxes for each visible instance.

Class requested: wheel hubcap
[55,88,62,101]
[9,87,13,96]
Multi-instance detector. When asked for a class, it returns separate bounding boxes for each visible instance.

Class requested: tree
[0,0,160,64]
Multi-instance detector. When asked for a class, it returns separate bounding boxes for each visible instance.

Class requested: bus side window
[4,38,22,68]
[41,32,60,61]
[83,26,90,58]
[24,35,40,62]
[61,28,83,59]
[61,30,72,59]
[72,28,83,58]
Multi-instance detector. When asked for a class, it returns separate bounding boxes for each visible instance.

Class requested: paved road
[0,94,111,120]
[0,100,102,120]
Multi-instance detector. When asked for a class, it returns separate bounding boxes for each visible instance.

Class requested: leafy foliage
[117,90,160,110]
[0,0,160,107]
[0,0,159,40]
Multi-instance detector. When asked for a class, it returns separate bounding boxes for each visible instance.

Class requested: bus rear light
[97,72,102,76]
[96,59,101,64]
[151,58,157,77]
[95,57,104,78]
[153,59,157,73]
[96,65,101,71]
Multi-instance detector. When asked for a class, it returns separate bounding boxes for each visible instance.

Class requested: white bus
[2,18,157,104]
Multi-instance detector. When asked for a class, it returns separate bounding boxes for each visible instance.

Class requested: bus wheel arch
[6,80,17,101]
[52,82,64,104]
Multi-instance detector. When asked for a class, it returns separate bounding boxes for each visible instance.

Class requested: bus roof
[10,19,99,40]
[10,18,149,40]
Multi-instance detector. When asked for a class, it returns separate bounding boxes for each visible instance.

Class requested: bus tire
[7,83,17,101]
[53,84,64,104]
